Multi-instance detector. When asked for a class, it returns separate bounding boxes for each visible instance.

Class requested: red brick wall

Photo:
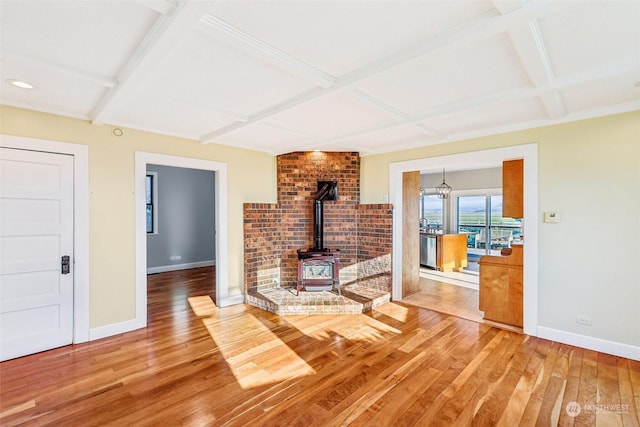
[278,152,360,287]
[244,203,281,294]
[244,152,393,295]
[356,204,393,292]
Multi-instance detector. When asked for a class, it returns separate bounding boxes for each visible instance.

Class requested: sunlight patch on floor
[187,296,316,389]
[188,295,217,317]
[371,302,409,323]
[284,313,401,343]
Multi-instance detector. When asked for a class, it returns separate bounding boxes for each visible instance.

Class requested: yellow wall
[1,105,277,328]
[3,104,639,350]
[362,111,640,347]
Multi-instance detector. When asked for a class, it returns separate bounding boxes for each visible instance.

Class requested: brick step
[246,286,390,315]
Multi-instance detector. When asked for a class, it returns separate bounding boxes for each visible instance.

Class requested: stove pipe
[312,181,337,251]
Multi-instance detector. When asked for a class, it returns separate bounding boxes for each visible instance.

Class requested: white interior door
[0,148,74,361]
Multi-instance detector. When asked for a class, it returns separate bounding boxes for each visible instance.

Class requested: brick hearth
[245,284,390,315]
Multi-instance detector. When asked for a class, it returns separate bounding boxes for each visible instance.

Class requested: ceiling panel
[209,0,495,76]
[140,31,316,117]
[422,98,548,136]
[0,1,159,76]
[266,91,399,140]
[332,125,438,154]
[214,122,317,152]
[537,1,640,78]
[355,32,532,115]
[0,59,108,117]
[560,72,640,113]
[104,93,239,140]
[0,1,638,155]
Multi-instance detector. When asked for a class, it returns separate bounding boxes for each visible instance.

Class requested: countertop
[420,230,458,236]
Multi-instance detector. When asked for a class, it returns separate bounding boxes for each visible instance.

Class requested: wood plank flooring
[403,278,524,333]
[1,267,639,426]
[404,277,485,324]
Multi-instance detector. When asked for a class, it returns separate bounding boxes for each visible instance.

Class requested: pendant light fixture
[436,168,452,199]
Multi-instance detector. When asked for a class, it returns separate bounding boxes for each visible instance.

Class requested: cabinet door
[503,159,523,218]
[479,264,523,327]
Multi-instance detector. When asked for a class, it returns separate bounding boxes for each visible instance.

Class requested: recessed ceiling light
[6,79,34,89]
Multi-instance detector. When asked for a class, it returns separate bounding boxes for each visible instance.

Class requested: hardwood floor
[1,267,639,426]
[403,278,523,334]
[404,277,485,324]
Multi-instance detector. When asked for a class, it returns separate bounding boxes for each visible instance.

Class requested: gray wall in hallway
[146,164,215,270]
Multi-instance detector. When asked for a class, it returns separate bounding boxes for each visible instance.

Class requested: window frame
[146,171,158,235]
[452,188,523,255]
[420,192,445,232]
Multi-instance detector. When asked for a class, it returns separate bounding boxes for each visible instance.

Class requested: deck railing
[459,224,522,250]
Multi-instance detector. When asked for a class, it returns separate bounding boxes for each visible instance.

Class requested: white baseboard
[147,260,215,274]
[89,319,139,341]
[537,326,640,361]
[217,294,245,307]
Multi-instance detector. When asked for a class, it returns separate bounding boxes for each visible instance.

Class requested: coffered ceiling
[1,0,639,155]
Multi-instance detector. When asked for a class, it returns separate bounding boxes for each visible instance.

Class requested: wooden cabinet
[479,244,523,327]
[503,159,523,218]
[436,234,468,272]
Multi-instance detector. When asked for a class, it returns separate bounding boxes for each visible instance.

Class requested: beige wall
[1,106,277,328]
[3,105,639,351]
[362,111,640,348]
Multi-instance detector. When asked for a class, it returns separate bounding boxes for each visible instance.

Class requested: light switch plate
[544,211,560,223]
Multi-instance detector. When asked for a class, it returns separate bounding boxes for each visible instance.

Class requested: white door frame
[0,135,90,343]
[390,143,538,336]
[134,152,229,329]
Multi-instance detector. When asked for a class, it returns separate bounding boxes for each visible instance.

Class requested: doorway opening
[390,144,538,335]
[135,152,229,330]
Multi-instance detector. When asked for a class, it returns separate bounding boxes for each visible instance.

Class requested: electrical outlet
[169,255,181,261]
[576,315,592,326]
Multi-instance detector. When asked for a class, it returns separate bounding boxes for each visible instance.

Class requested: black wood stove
[296,181,340,295]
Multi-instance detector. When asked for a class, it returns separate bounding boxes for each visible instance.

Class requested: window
[456,192,522,255]
[420,194,444,232]
[146,172,158,234]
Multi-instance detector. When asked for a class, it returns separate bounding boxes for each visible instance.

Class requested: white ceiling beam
[199,86,326,141]
[137,0,177,15]
[349,89,409,122]
[1,49,117,88]
[304,99,640,157]
[527,19,567,118]
[502,5,569,119]
[200,0,572,143]
[423,100,640,151]
[490,0,524,15]
[91,0,212,125]
[196,14,337,89]
[317,57,640,147]
[508,23,569,119]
